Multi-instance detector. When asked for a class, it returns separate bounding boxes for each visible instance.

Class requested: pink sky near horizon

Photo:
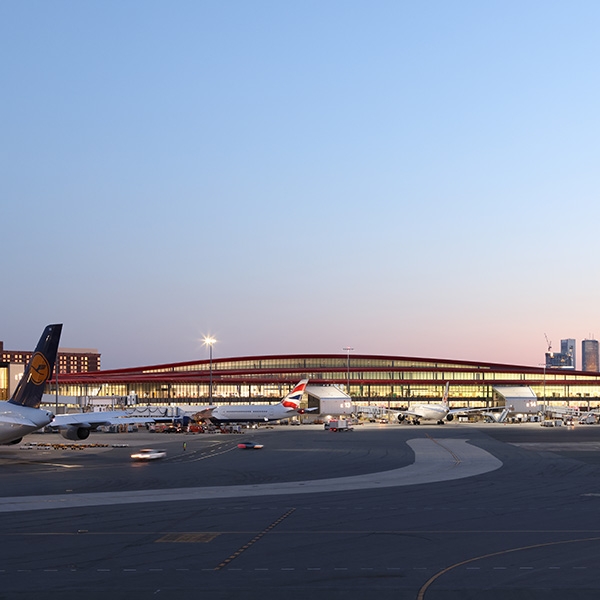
[3,2,600,371]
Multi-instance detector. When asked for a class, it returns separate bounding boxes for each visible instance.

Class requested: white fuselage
[0,402,55,444]
[210,403,294,423]
[409,403,449,421]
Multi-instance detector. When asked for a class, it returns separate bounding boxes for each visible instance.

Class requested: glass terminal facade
[42,353,600,411]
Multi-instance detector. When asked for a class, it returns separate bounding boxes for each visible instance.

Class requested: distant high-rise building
[546,352,573,369]
[582,339,599,372]
[561,338,576,369]
[545,338,576,369]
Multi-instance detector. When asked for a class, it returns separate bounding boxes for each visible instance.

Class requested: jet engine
[397,414,406,423]
[446,414,454,422]
[2,438,23,445]
[60,426,91,440]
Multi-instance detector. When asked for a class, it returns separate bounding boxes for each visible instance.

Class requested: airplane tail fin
[8,324,63,409]
[441,382,450,407]
[281,379,309,409]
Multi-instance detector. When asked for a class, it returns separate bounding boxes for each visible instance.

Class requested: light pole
[343,347,354,396]
[55,352,60,415]
[203,336,216,404]
[538,362,547,417]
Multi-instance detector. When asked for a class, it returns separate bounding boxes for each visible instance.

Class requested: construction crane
[544,333,553,356]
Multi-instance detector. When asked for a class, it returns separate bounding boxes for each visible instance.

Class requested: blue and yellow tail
[9,324,62,409]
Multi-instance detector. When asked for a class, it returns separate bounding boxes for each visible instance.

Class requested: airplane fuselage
[410,404,449,421]
[209,404,296,423]
[0,402,55,445]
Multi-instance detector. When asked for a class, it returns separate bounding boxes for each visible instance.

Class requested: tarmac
[2,421,600,599]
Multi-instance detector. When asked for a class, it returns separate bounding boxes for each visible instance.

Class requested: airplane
[50,411,154,440]
[0,324,62,445]
[192,379,312,424]
[0,324,153,445]
[395,382,490,425]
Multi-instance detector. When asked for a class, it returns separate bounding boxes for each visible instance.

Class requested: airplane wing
[447,406,505,416]
[52,411,154,428]
[50,411,155,441]
[190,407,216,421]
[395,410,423,418]
[293,407,319,415]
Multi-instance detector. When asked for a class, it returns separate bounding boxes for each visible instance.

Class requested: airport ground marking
[425,434,461,465]
[11,527,600,539]
[156,532,219,543]
[0,438,501,512]
[1,564,600,575]
[214,508,296,571]
[416,535,600,600]
[187,445,238,462]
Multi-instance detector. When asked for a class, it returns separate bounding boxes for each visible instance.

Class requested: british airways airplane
[193,379,311,423]
[0,324,152,445]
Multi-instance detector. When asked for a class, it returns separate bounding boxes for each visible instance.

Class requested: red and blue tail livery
[281,379,309,409]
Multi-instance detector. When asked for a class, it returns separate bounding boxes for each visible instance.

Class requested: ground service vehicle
[579,414,596,424]
[237,441,264,449]
[324,419,353,432]
[541,419,563,427]
[131,448,167,460]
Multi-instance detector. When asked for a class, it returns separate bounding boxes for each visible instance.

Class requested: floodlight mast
[343,346,354,395]
[203,336,217,403]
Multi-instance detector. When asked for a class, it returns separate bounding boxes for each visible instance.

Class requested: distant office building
[545,352,572,369]
[582,339,600,372]
[561,339,576,369]
[0,341,100,374]
[546,338,576,370]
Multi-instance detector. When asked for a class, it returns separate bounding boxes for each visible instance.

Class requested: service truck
[324,419,353,432]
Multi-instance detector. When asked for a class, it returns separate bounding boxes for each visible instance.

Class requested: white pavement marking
[0,438,502,513]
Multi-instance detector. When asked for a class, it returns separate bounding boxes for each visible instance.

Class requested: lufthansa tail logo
[29,353,51,385]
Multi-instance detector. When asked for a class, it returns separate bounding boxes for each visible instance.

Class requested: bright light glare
[203,335,216,347]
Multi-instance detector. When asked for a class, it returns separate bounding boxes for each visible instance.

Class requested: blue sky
[2,1,600,369]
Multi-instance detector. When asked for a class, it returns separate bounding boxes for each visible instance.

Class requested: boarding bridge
[491,386,539,422]
[541,404,583,421]
[305,385,352,417]
[483,407,512,423]
[126,405,190,422]
[355,405,394,420]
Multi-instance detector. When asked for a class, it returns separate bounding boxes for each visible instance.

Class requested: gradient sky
[2,1,600,370]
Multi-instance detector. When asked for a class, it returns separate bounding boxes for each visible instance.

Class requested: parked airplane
[193,379,312,424]
[0,324,153,445]
[0,324,62,445]
[51,411,154,440]
[396,382,485,425]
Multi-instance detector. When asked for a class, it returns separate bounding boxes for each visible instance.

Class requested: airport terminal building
[33,353,600,412]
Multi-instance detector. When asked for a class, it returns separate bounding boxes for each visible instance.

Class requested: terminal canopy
[492,386,539,414]
[306,385,353,416]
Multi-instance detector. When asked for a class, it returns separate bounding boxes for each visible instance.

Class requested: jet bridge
[490,386,539,422]
[305,385,352,417]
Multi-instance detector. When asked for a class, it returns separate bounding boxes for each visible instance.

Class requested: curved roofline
[63,352,576,377]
